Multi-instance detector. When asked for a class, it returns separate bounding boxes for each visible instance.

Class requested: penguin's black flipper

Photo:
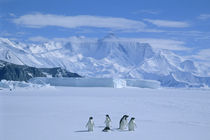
[102,126,111,132]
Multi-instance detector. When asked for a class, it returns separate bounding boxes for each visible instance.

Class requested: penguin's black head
[124,115,129,118]
[131,117,135,120]
[89,117,93,120]
[106,114,109,117]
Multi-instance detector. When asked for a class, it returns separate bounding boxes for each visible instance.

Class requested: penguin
[128,117,137,131]
[86,117,94,131]
[102,114,111,132]
[104,114,111,128]
[119,115,129,130]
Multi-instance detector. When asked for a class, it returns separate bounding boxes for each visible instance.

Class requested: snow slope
[0,87,210,140]
[0,35,210,87]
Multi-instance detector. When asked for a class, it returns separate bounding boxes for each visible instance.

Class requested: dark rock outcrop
[0,60,81,81]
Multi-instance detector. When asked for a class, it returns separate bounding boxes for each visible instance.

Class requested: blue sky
[0,0,210,64]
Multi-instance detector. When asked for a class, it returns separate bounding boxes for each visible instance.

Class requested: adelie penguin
[119,115,129,130]
[86,117,94,131]
[128,117,137,131]
[104,114,111,128]
[102,114,111,132]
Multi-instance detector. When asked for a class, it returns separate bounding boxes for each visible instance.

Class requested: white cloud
[0,32,12,36]
[144,19,190,28]
[27,35,189,51]
[13,13,146,30]
[135,38,189,51]
[9,13,16,17]
[121,28,165,33]
[198,14,210,20]
[133,9,160,15]
[28,36,49,42]
[191,49,210,61]
[186,49,210,69]
[0,31,25,37]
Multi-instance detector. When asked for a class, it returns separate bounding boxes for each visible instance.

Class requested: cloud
[28,36,49,42]
[191,49,210,61]
[9,13,16,17]
[198,14,210,20]
[0,31,25,37]
[132,9,160,15]
[13,13,146,30]
[27,35,189,51]
[186,49,210,68]
[0,32,12,36]
[144,19,190,28]
[130,38,189,51]
[121,28,165,33]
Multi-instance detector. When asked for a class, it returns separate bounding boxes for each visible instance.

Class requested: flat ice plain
[0,87,210,140]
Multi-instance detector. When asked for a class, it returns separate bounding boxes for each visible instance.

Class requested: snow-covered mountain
[0,34,210,87]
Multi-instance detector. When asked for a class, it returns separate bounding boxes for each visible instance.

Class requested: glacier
[0,34,210,88]
[29,77,160,89]
[0,79,52,90]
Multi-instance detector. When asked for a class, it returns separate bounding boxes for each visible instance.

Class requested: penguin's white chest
[120,119,127,130]
[105,118,111,127]
[87,120,94,131]
[128,121,136,131]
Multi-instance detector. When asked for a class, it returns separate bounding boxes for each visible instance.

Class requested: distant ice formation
[29,77,160,89]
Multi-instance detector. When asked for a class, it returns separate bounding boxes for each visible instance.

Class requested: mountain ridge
[0,35,209,87]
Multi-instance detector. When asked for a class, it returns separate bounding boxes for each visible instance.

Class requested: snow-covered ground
[0,87,210,140]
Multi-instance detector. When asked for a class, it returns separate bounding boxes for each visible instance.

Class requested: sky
[0,0,210,65]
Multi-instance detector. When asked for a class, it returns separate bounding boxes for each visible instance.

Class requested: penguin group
[85,114,137,132]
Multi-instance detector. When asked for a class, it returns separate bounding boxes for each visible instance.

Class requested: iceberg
[29,77,160,89]
[0,80,52,90]
[29,77,114,87]
[113,79,127,88]
[126,79,160,89]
